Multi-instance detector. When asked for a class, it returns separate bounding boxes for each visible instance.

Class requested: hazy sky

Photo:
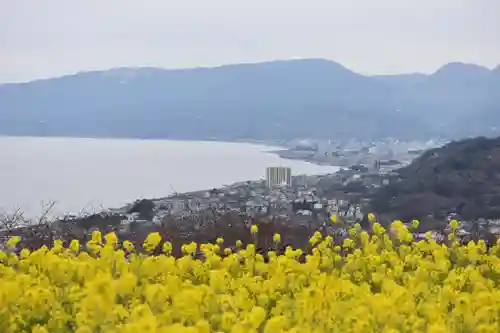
[1,0,499,82]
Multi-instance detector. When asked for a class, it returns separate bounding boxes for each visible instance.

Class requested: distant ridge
[9,59,497,85]
[0,58,499,141]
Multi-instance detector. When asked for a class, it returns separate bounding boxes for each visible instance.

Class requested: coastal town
[112,139,413,228]
[112,138,428,225]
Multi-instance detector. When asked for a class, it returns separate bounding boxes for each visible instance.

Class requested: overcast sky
[1,0,499,82]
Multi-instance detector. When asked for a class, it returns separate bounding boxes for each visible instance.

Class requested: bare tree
[0,206,26,232]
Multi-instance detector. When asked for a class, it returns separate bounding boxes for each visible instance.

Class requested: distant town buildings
[266,166,292,188]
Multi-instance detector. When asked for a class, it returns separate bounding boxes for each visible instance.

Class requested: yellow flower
[264,316,288,333]
[221,311,237,330]
[53,239,63,250]
[6,235,21,249]
[162,241,173,255]
[31,325,50,333]
[91,230,102,244]
[250,225,258,234]
[449,219,459,230]
[330,215,338,223]
[123,240,134,252]
[69,239,80,252]
[343,238,354,248]
[273,233,281,243]
[75,326,93,333]
[372,223,384,234]
[309,231,322,246]
[143,232,162,252]
[411,219,420,229]
[20,248,30,259]
[195,320,211,333]
[368,212,376,222]
[104,232,118,246]
[248,306,266,329]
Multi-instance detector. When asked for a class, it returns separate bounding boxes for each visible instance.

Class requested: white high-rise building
[266,167,292,188]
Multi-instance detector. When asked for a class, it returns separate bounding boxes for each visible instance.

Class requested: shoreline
[269,149,343,167]
[0,134,286,149]
[0,135,341,220]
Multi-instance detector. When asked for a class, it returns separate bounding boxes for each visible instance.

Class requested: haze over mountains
[1,59,499,141]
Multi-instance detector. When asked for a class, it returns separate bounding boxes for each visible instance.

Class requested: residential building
[266,166,292,188]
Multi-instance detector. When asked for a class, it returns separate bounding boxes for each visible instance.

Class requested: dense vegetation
[370,136,500,223]
[1,219,500,332]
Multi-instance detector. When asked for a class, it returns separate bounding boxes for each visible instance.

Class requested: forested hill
[369,136,500,223]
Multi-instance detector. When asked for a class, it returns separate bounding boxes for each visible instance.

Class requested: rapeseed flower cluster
[1,219,500,333]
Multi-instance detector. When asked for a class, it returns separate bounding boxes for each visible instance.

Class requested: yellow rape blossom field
[1,220,500,333]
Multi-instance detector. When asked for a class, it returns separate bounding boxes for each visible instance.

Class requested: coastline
[269,149,338,167]
[0,133,286,149]
[0,135,340,220]
[269,148,355,167]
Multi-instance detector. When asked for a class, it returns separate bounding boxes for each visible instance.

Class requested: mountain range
[1,59,499,141]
